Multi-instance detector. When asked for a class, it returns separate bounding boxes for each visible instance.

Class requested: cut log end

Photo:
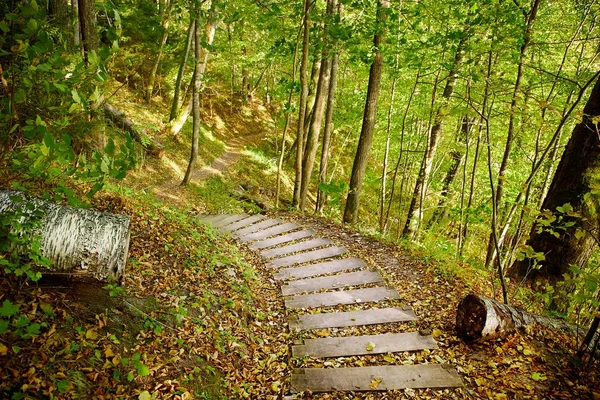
[455,294,489,342]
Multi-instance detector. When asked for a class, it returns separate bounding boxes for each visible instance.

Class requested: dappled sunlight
[161,155,184,178]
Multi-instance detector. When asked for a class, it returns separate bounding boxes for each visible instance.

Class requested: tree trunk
[428,117,470,227]
[169,18,195,122]
[0,190,130,281]
[515,75,600,281]
[342,0,389,224]
[71,0,80,46]
[181,14,202,186]
[103,102,165,158]
[49,0,70,30]
[484,0,541,269]
[292,0,312,208]
[146,0,173,103]
[299,0,336,211]
[402,38,465,239]
[168,6,217,136]
[77,0,99,64]
[456,294,577,342]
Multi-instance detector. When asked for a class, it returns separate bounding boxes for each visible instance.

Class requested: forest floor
[2,83,600,399]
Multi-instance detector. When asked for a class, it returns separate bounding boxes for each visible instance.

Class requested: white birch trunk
[0,190,130,281]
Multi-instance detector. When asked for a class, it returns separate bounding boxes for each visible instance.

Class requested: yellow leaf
[104,347,115,358]
[0,343,7,356]
[138,391,151,400]
[316,329,331,337]
[370,378,382,389]
[366,342,376,351]
[271,381,280,392]
[86,329,98,340]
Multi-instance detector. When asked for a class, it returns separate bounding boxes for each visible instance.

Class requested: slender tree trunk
[181,13,202,186]
[316,7,341,215]
[78,0,99,64]
[168,7,217,136]
[384,71,420,231]
[169,18,195,121]
[403,38,466,239]
[484,0,541,269]
[276,23,303,208]
[49,0,70,30]
[146,0,173,103]
[292,0,311,208]
[71,0,80,46]
[427,116,471,227]
[343,0,389,224]
[299,0,336,211]
[379,57,399,233]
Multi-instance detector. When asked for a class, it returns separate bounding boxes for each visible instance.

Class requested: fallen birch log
[0,190,130,281]
[456,293,577,342]
[103,102,166,158]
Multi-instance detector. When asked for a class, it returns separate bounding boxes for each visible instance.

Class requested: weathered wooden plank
[261,238,334,259]
[292,332,437,358]
[219,215,265,232]
[267,246,348,268]
[289,307,417,331]
[281,270,383,296]
[211,214,248,228]
[291,364,463,392]
[274,258,366,281]
[247,228,314,247]
[285,287,399,309]
[234,219,282,238]
[201,214,232,223]
[242,222,300,242]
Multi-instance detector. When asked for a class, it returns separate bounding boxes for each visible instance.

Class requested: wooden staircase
[201,214,463,394]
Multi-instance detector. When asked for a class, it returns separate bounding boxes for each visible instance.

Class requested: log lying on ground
[103,102,166,158]
[0,190,130,281]
[456,293,578,342]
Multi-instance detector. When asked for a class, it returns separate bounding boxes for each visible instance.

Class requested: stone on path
[261,238,334,259]
[292,332,438,358]
[288,307,417,331]
[267,246,348,268]
[211,214,248,228]
[291,364,463,392]
[273,258,366,281]
[241,222,300,242]
[285,287,399,309]
[248,228,314,248]
[281,270,383,296]
[219,214,265,232]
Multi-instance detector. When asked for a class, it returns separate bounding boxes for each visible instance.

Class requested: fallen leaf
[138,391,151,400]
[366,341,376,351]
[86,329,98,340]
[370,378,382,389]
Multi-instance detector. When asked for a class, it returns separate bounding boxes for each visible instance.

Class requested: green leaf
[138,391,152,400]
[57,380,70,393]
[25,18,38,34]
[72,89,82,104]
[0,319,9,333]
[531,372,546,381]
[136,364,150,377]
[104,139,115,157]
[0,300,19,317]
[127,371,134,382]
[14,89,26,104]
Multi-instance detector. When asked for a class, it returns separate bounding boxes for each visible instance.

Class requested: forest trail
[151,131,265,206]
[201,213,463,395]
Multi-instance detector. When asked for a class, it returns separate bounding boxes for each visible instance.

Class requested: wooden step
[292,332,437,358]
[242,222,301,242]
[261,238,334,259]
[267,246,348,268]
[211,214,248,228]
[289,307,417,331]
[281,270,383,296]
[274,258,366,281]
[219,215,265,232]
[291,364,463,392]
[201,214,232,223]
[234,219,282,237]
[248,228,314,247]
[285,287,399,309]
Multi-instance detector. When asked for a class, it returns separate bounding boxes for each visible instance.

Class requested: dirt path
[151,131,265,207]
